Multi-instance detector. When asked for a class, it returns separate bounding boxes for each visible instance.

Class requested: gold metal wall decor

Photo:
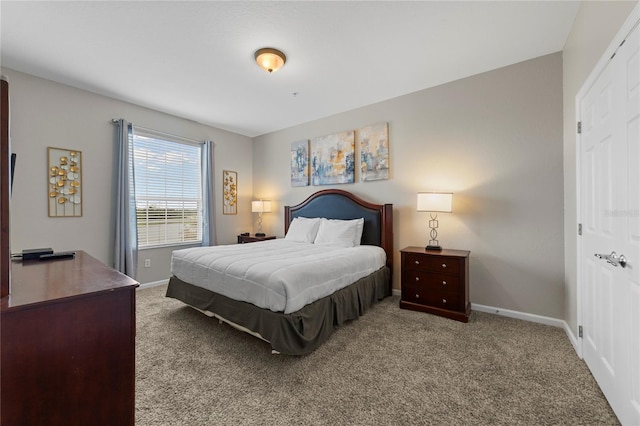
[48,147,82,217]
[222,170,237,215]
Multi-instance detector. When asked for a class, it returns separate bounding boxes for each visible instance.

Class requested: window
[132,129,203,248]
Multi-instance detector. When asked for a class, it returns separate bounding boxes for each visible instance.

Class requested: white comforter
[171,239,386,314]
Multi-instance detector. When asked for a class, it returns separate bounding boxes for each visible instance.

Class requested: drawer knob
[414,260,420,265]
[442,298,447,304]
[442,281,447,286]
[415,294,420,299]
[415,277,419,281]
[442,263,447,269]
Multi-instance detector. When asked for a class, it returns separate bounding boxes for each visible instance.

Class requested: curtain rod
[111,118,204,146]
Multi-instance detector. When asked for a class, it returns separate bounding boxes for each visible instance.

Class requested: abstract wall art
[310,131,355,185]
[358,122,389,182]
[290,139,310,187]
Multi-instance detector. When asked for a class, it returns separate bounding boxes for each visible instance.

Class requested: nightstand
[237,234,276,244]
[399,247,470,322]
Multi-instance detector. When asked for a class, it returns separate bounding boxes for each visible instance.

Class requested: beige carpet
[135,284,618,425]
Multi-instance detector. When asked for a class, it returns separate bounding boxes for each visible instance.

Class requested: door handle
[594,251,627,268]
[618,254,627,268]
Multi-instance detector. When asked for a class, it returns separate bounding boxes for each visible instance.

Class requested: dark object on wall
[10,153,15,193]
[1,76,10,297]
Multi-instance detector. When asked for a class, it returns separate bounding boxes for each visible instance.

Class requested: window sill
[138,241,203,251]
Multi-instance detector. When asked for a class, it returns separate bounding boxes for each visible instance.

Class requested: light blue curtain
[114,119,138,278]
[201,140,217,246]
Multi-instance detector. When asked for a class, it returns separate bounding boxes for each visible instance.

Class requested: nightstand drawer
[402,282,460,308]
[402,270,459,293]
[404,253,460,275]
[428,292,460,310]
[401,281,429,304]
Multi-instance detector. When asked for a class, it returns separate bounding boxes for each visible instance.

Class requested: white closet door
[579,21,639,426]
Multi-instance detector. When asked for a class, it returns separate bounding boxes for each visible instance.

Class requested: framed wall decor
[358,122,389,181]
[222,170,237,215]
[48,147,82,217]
[290,139,310,187]
[310,130,355,185]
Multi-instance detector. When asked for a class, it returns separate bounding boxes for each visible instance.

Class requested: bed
[165,189,393,355]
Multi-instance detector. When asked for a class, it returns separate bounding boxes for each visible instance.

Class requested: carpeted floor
[135,284,618,425]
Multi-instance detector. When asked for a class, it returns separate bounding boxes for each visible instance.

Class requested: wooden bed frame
[166,189,393,355]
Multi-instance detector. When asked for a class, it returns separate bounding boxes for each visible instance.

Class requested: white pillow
[284,217,322,243]
[314,218,362,248]
[353,218,364,246]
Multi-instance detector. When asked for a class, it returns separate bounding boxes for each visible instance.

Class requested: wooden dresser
[399,247,470,322]
[0,251,139,425]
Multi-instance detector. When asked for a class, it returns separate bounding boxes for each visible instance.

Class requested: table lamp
[251,200,272,237]
[417,192,452,251]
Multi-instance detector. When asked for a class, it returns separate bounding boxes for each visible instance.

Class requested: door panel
[599,266,615,376]
[600,136,613,236]
[628,117,639,239]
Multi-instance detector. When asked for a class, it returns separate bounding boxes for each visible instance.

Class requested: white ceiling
[0,1,580,137]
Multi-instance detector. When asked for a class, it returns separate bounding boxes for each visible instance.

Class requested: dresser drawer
[402,282,460,309]
[427,291,460,310]
[402,270,459,293]
[404,252,460,275]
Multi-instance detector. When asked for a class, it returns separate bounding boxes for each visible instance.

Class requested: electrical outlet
[144,259,151,268]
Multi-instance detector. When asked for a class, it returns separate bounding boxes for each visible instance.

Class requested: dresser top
[2,250,139,312]
[401,246,470,257]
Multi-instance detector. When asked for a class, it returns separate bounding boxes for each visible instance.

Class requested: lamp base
[425,245,442,251]
[255,232,266,237]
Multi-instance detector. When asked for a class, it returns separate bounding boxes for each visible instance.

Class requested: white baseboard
[471,303,565,328]
[473,303,585,360]
[472,302,582,356]
[393,293,565,328]
[138,279,169,290]
[392,288,401,297]
[471,303,582,359]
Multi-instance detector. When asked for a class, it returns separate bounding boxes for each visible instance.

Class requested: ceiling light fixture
[254,48,286,73]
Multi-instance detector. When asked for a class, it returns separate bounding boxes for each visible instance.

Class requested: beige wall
[562,1,638,334]
[3,68,254,284]
[254,53,565,319]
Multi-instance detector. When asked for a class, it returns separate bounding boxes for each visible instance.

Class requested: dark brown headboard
[284,189,393,275]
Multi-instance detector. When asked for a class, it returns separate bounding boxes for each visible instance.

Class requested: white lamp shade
[251,200,272,213]
[417,192,452,213]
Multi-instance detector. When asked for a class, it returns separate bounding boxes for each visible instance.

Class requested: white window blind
[132,129,203,248]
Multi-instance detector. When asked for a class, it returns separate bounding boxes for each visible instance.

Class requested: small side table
[399,247,470,322]
[237,234,276,244]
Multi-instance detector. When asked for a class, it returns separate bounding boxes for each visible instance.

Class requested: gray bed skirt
[165,266,391,355]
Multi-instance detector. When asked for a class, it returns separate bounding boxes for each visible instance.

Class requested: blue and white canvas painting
[358,122,389,181]
[311,131,355,185]
[290,140,310,187]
